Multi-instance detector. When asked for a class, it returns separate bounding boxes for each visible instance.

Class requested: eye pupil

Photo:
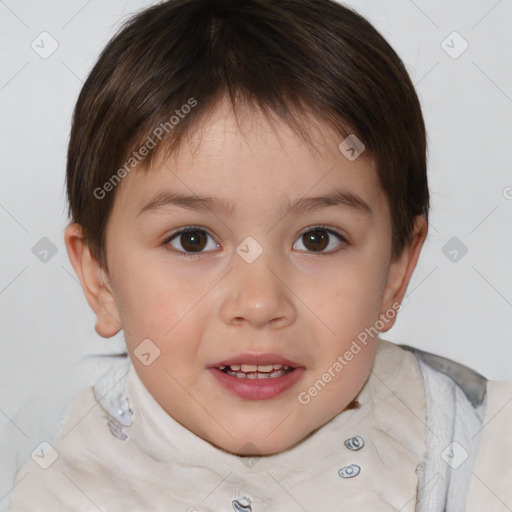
[303,229,329,252]
[181,230,207,252]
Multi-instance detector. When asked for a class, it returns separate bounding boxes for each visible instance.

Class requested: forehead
[111,98,387,223]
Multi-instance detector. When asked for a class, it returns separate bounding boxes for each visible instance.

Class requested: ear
[63,223,122,338]
[379,216,428,332]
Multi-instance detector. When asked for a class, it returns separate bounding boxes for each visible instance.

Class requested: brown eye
[293,227,346,254]
[302,229,329,252]
[166,228,219,256]
[180,230,208,252]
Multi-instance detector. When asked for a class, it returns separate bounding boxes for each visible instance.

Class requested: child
[7,0,511,510]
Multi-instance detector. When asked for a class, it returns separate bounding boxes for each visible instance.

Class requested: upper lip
[210,353,303,368]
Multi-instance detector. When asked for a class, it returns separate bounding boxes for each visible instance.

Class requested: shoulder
[396,342,512,510]
[397,343,487,409]
[7,385,139,511]
[466,378,512,511]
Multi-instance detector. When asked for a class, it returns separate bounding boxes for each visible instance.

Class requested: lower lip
[208,367,305,400]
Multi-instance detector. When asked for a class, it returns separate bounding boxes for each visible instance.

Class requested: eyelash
[162,225,348,260]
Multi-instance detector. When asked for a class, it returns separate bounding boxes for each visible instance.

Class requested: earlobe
[379,216,428,332]
[63,223,122,338]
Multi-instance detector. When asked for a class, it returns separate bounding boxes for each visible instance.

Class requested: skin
[64,96,428,456]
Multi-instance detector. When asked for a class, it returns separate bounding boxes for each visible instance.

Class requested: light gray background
[1,0,511,508]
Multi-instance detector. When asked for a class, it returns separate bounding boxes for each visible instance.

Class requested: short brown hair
[65,0,429,271]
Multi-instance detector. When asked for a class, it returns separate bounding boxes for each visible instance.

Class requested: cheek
[110,254,203,344]
[309,259,386,341]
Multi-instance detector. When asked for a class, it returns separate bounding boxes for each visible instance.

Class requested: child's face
[72,97,426,455]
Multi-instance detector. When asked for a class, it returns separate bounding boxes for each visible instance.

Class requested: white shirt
[7,339,511,511]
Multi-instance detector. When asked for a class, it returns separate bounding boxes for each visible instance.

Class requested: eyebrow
[137,188,373,219]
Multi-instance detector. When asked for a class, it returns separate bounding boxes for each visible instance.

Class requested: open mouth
[217,363,295,379]
[208,353,304,399]
[209,357,304,400]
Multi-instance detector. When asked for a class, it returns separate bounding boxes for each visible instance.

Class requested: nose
[219,255,297,330]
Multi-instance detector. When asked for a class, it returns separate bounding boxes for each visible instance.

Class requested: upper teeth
[219,364,289,372]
